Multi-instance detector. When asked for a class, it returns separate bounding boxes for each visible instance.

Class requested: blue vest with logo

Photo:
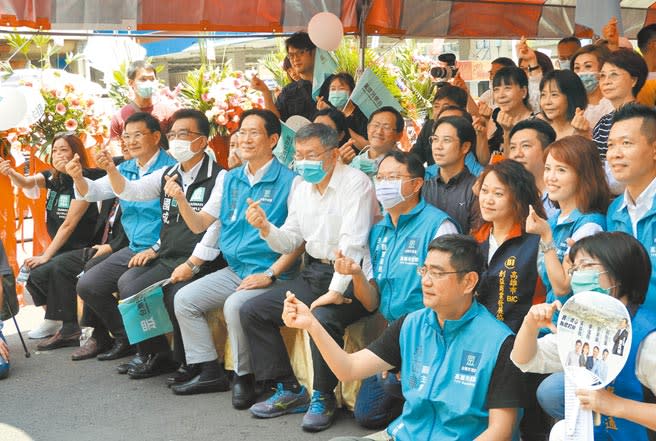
[596,306,656,441]
[370,200,456,322]
[607,195,656,314]
[388,302,512,441]
[219,159,297,279]
[540,209,606,304]
[117,149,176,252]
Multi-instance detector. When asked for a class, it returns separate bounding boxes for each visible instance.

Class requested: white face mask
[169,139,197,163]
[375,179,407,209]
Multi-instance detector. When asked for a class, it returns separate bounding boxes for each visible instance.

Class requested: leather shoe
[37,330,81,351]
[117,353,148,374]
[71,337,110,361]
[166,364,201,387]
[232,374,256,410]
[127,353,178,379]
[171,373,231,395]
[97,338,133,361]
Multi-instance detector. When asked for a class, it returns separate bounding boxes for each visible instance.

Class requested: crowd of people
[0,25,655,441]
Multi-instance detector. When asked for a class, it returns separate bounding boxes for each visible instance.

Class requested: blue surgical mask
[350,152,378,176]
[136,80,156,99]
[328,90,349,110]
[577,72,599,94]
[570,269,611,295]
[559,59,571,70]
[375,179,406,209]
[294,160,327,184]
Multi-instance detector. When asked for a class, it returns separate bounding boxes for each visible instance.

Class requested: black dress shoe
[166,364,202,386]
[171,373,231,395]
[117,353,149,374]
[127,353,178,379]
[97,338,134,361]
[232,374,256,410]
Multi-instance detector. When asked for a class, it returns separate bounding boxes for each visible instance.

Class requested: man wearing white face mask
[97,109,226,379]
[110,60,175,142]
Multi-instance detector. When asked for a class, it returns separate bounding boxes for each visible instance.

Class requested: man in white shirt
[243,123,378,432]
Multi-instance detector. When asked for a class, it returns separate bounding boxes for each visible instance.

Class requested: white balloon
[308,12,343,51]
[0,86,45,131]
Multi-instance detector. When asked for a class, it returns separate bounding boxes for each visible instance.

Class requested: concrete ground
[1,305,373,441]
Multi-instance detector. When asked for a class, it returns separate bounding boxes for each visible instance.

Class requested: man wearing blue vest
[335,150,459,429]
[72,112,176,361]
[166,109,301,403]
[283,234,524,441]
[606,103,656,313]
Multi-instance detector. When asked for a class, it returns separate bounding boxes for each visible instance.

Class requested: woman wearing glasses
[511,232,656,440]
[0,132,103,346]
[525,136,610,330]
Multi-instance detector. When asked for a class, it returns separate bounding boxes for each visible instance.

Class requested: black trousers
[240,261,371,393]
[27,247,96,323]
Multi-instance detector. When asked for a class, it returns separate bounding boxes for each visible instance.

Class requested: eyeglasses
[417,265,467,281]
[287,48,310,60]
[293,149,332,162]
[598,71,625,82]
[237,130,265,139]
[166,130,204,141]
[368,122,396,133]
[122,131,152,142]
[374,174,413,182]
[567,260,604,277]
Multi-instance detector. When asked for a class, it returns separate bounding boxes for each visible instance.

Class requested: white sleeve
[570,222,604,243]
[361,247,374,281]
[434,220,459,238]
[511,333,563,374]
[636,332,656,395]
[265,180,305,255]
[200,169,226,218]
[192,220,222,261]
[76,175,116,202]
[116,168,165,201]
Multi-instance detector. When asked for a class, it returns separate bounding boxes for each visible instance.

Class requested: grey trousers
[173,266,276,374]
[329,431,392,441]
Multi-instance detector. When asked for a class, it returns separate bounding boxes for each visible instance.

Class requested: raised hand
[316,96,330,111]
[334,249,362,276]
[525,204,551,239]
[245,198,270,234]
[94,148,116,172]
[571,107,591,135]
[497,110,519,133]
[478,101,493,120]
[163,174,184,201]
[64,154,84,179]
[0,158,13,176]
[472,115,488,134]
[282,292,314,330]
[516,36,537,65]
[524,301,562,333]
[338,139,357,165]
[602,17,619,50]
[250,75,270,94]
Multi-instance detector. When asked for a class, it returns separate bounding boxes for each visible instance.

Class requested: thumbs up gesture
[245,197,270,236]
[65,154,83,179]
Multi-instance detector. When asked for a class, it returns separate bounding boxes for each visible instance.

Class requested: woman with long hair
[0,132,103,345]
[538,70,589,139]
[571,44,614,128]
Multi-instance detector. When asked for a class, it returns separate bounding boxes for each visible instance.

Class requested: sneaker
[249,383,310,418]
[27,319,61,339]
[301,391,337,432]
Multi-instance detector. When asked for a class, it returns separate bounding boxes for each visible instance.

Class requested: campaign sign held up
[312,48,337,100]
[350,68,402,118]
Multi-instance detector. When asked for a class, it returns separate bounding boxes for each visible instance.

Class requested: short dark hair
[637,23,656,53]
[509,118,556,149]
[329,72,356,92]
[434,116,476,155]
[127,60,156,81]
[571,44,611,72]
[493,67,529,107]
[602,49,648,97]
[576,339,582,345]
[437,105,473,123]
[239,108,282,137]
[125,111,162,134]
[369,106,404,133]
[434,84,468,108]
[539,70,588,121]
[314,108,348,135]
[427,234,485,290]
[558,36,581,48]
[491,57,516,68]
[569,232,651,308]
[611,102,656,143]
[379,150,425,180]
[282,56,292,71]
[285,31,316,52]
[170,108,210,137]
[296,123,338,150]
[535,51,554,74]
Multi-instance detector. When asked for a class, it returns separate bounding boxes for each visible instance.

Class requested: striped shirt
[592,111,614,160]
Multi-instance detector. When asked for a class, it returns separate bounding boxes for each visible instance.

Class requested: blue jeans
[354,372,404,429]
[536,372,565,420]
[0,323,9,379]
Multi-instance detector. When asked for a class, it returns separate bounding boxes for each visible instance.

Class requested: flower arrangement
[179,64,263,138]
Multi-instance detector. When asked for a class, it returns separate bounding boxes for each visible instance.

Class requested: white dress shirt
[619,176,656,236]
[265,161,379,293]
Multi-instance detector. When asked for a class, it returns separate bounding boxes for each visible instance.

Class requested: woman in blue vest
[526,136,610,324]
[511,232,656,440]
[0,132,103,345]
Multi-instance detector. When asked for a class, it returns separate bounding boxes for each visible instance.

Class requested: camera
[430,53,458,80]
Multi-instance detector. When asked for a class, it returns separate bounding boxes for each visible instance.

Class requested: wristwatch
[185,260,201,275]
[264,268,277,282]
[539,240,557,254]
